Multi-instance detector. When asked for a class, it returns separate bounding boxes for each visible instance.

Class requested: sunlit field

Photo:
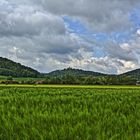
[0,86,140,139]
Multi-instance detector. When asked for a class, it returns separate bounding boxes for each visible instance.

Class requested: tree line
[0,74,138,85]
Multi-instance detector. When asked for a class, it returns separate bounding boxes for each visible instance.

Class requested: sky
[0,0,140,74]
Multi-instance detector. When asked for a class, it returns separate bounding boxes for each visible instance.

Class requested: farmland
[0,86,140,139]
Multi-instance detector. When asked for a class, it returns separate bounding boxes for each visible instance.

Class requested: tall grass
[0,87,139,139]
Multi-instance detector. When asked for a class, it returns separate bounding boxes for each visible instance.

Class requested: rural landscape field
[0,85,139,140]
[1,0,140,139]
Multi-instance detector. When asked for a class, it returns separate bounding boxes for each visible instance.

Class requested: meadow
[0,86,140,140]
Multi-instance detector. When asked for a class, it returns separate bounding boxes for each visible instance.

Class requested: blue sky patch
[130,8,140,28]
[63,15,136,58]
[63,15,134,45]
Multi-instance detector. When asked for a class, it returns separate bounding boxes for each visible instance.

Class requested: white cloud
[0,0,140,73]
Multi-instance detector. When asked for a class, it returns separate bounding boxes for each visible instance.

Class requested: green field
[0,86,140,140]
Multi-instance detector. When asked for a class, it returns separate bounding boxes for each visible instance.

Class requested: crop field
[0,86,140,140]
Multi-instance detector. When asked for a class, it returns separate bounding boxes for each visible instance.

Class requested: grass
[0,84,140,88]
[0,76,7,81]
[0,75,44,82]
[14,77,44,81]
[0,86,139,139]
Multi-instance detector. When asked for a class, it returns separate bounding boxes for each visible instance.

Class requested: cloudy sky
[0,0,140,74]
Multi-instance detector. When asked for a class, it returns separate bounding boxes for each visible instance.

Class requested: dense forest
[0,57,41,78]
[0,57,139,85]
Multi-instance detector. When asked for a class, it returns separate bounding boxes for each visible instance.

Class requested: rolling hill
[0,57,41,77]
[0,57,140,82]
[121,69,140,80]
[46,67,107,77]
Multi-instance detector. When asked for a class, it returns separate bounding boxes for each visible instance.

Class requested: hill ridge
[46,67,108,77]
[0,57,41,77]
[0,57,140,80]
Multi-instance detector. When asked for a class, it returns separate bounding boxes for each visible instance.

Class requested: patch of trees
[0,74,138,85]
[42,75,137,85]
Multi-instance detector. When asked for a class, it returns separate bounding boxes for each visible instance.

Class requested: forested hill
[121,69,140,80]
[0,57,41,77]
[46,67,107,77]
[0,57,140,83]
